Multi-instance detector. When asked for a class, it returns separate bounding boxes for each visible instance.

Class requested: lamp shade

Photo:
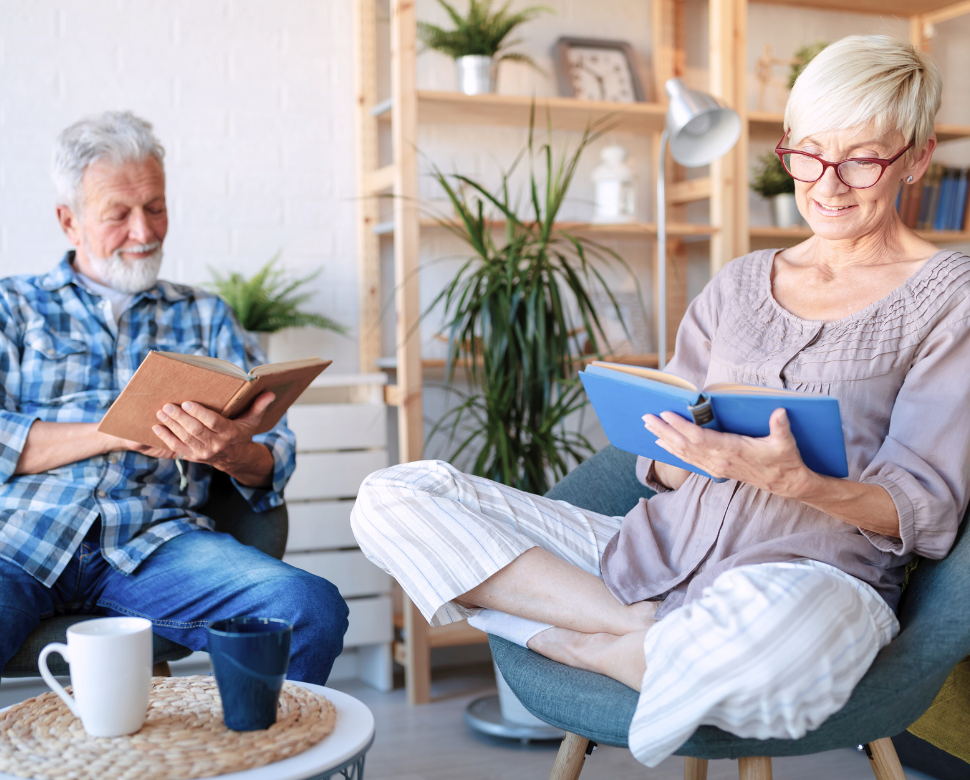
[664,78,741,167]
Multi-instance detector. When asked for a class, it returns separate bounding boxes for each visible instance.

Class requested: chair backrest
[203,469,288,560]
[540,444,970,742]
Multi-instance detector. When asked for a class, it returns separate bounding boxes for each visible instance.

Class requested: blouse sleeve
[635,266,724,488]
[860,315,970,559]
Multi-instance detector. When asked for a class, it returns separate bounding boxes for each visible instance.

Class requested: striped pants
[351,460,898,766]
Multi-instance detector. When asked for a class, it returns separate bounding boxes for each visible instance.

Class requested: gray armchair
[1,470,288,678]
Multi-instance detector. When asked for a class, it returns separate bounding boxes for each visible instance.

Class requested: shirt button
[108,457,118,465]
[97,490,106,498]
[98,300,107,308]
[47,348,56,357]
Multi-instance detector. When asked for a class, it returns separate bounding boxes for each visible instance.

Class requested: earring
[907,176,914,183]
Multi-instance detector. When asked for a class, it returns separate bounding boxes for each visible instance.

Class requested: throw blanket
[908,657,970,764]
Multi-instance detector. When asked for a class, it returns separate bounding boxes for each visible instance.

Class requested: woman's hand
[642,407,812,498]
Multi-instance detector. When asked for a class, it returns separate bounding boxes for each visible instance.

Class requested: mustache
[114,242,162,256]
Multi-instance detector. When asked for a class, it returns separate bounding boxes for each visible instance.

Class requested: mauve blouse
[600,248,970,619]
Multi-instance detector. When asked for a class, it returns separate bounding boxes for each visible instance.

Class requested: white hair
[785,35,942,155]
[52,111,165,212]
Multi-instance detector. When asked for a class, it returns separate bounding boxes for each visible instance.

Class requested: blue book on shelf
[952,169,968,231]
[579,361,849,481]
[934,172,952,232]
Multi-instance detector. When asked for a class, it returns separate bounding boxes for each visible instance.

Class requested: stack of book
[896,164,969,232]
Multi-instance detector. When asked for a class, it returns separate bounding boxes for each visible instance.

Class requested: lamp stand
[656,129,669,370]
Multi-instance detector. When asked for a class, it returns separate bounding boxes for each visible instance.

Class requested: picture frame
[554,37,647,103]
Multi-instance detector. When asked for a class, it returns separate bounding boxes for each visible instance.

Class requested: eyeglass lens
[781,153,883,188]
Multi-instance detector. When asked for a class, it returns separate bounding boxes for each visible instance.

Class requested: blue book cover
[579,362,849,480]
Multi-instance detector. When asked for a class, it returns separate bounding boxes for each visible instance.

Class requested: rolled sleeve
[209,300,297,511]
[637,456,673,494]
[859,317,970,560]
[232,423,297,512]
[0,410,38,484]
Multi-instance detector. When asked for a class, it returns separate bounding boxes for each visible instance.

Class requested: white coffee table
[0,681,375,780]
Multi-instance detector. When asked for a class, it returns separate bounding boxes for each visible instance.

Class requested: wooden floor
[0,661,934,780]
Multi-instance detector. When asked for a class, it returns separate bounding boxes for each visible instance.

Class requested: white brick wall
[1,0,967,377]
[0,0,358,370]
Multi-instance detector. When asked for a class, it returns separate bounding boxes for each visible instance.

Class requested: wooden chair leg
[685,756,709,780]
[152,661,172,677]
[865,738,905,780]
[738,756,772,780]
[550,732,590,780]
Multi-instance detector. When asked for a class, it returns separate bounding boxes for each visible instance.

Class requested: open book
[98,351,331,449]
[579,361,848,480]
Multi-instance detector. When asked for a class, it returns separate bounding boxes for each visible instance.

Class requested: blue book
[950,168,968,230]
[934,172,952,232]
[579,361,849,481]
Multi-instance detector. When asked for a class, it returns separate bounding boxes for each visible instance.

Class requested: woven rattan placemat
[0,675,336,780]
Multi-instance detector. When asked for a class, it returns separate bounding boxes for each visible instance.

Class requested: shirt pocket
[21,329,93,403]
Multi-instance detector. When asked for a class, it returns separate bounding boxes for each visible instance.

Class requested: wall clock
[554,37,646,103]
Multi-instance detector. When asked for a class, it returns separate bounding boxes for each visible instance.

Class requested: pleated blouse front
[600,248,970,619]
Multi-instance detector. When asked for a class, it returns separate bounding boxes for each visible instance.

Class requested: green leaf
[206,255,349,335]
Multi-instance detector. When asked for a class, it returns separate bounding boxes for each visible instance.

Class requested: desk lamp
[657,78,741,368]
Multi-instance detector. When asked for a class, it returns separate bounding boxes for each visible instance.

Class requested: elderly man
[0,111,348,683]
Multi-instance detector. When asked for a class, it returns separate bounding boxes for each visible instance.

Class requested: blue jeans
[0,524,349,684]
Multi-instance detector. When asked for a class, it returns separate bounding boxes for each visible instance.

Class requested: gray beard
[84,241,164,293]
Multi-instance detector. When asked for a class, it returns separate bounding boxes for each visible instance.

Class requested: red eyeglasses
[774,131,914,190]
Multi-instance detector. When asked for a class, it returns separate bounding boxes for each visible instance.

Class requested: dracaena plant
[423,113,641,494]
[418,0,552,66]
[207,255,347,335]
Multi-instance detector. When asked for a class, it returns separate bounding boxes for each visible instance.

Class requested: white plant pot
[492,659,549,727]
[771,193,801,228]
[456,55,497,95]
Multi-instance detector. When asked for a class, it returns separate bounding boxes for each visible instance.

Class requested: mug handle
[38,642,81,719]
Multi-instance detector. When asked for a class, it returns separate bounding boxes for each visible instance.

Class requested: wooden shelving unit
[354,0,970,705]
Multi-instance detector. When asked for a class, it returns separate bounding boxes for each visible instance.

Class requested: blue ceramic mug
[207,617,293,731]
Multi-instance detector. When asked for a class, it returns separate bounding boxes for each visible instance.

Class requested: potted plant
[788,42,828,89]
[751,152,800,229]
[424,113,639,495]
[422,113,640,731]
[208,255,347,355]
[418,0,552,95]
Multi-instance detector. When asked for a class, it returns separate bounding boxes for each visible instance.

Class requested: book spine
[954,169,968,232]
[933,171,950,232]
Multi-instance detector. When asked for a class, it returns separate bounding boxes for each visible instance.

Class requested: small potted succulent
[208,255,347,355]
[417,0,552,95]
[751,152,800,229]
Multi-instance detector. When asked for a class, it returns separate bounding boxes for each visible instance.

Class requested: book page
[588,361,698,392]
[159,352,248,380]
[248,357,330,379]
[704,382,804,396]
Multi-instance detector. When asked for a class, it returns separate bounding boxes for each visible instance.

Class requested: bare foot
[527,627,648,691]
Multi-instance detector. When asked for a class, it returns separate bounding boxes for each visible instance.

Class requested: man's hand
[642,407,812,498]
[149,391,277,488]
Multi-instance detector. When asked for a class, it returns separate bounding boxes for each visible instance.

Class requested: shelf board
[413,91,667,134]
[749,111,970,144]
[378,353,660,372]
[750,226,970,243]
[750,0,961,17]
[417,217,717,238]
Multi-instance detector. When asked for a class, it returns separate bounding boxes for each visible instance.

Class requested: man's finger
[152,425,189,456]
[156,412,200,448]
[179,401,227,432]
[237,392,276,426]
[160,404,208,438]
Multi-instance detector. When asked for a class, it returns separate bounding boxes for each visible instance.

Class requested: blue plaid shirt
[0,253,296,587]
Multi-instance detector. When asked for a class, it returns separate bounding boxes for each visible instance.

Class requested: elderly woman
[352,35,966,765]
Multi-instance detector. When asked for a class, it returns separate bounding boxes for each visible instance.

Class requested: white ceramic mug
[38,616,153,737]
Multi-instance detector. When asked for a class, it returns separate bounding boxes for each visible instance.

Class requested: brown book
[98,351,331,448]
